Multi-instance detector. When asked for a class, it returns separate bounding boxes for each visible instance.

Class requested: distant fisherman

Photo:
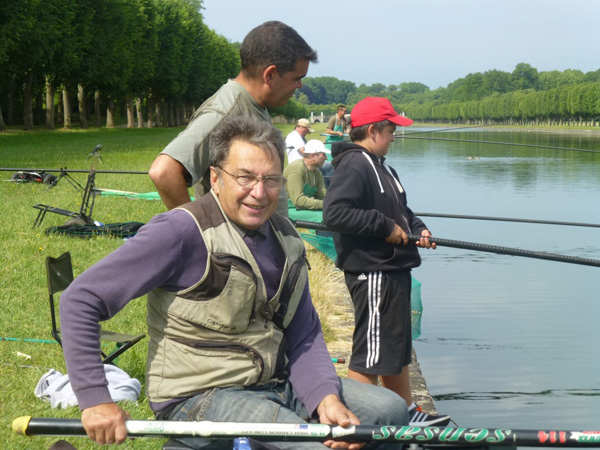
[285,118,314,163]
[284,139,330,210]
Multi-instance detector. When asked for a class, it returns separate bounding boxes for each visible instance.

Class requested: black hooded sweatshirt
[323,141,427,273]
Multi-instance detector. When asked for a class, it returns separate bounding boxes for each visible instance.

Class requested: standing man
[284,139,330,210]
[325,104,348,143]
[149,21,318,217]
[285,118,313,163]
[321,104,347,186]
[60,116,409,449]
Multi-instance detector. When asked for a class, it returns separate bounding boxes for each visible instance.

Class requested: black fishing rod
[393,136,600,154]
[0,167,148,174]
[413,212,600,229]
[13,416,600,447]
[293,220,600,268]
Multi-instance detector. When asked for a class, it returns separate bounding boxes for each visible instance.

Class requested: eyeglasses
[217,167,286,190]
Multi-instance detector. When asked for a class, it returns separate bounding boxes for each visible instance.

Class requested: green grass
[1,127,180,449]
[0,122,333,449]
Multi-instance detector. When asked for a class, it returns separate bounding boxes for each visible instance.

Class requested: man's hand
[415,229,436,249]
[385,224,408,246]
[81,402,130,445]
[317,394,365,450]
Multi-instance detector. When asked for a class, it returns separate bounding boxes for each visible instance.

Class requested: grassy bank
[0,124,337,449]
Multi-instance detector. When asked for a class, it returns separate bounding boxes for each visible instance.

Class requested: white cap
[304,140,331,154]
[296,118,314,133]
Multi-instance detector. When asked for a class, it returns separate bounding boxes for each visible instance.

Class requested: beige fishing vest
[146,192,308,403]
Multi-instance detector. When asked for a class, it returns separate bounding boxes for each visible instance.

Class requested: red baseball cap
[350,97,414,128]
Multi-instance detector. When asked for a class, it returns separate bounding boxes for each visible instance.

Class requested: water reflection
[418,337,524,350]
[436,389,600,402]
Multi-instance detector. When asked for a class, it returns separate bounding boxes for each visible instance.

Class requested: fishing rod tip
[12,416,32,435]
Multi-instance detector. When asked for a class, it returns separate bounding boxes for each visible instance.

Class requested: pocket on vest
[158,338,264,393]
[167,255,258,333]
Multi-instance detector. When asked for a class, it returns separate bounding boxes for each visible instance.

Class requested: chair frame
[46,252,144,365]
[33,145,102,228]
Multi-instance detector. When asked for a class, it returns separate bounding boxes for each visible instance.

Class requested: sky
[201,0,600,90]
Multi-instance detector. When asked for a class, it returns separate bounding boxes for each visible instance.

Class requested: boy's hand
[415,229,437,249]
[385,224,408,245]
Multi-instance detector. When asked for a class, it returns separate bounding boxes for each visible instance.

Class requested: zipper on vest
[271,254,306,330]
[172,338,265,379]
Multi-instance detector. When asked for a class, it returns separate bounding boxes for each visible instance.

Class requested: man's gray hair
[210,116,285,171]
[240,21,318,78]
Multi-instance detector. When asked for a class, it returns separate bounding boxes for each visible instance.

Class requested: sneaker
[408,404,452,427]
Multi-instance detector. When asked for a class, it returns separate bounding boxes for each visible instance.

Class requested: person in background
[60,116,409,450]
[283,139,330,210]
[285,118,314,163]
[323,97,452,428]
[149,21,318,218]
[321,104,348,187]
[326,104,348,141]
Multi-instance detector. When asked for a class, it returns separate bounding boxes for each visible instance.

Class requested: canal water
[386,128,600,431]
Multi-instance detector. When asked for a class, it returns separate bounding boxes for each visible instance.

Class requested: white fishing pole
[13,416,600,447]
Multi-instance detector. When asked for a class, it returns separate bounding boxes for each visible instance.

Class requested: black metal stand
[32,145,102,228]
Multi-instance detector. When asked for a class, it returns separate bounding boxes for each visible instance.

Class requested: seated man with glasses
[59,116,409,449]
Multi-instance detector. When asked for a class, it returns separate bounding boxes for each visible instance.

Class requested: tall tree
[2,0,69,129]
[83,0,146,127]
[190,23,240,107]
[512,62,539,91]
[125,0,159,127]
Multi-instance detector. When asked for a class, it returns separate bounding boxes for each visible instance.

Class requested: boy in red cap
[323,97,451,427]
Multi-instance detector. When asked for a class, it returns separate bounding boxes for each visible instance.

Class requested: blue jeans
[319,161,334,189]
[167,378,407,449]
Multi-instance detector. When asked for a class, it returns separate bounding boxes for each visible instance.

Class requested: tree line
[0,0,240,131]
[400,82,600,125]
[2,0,598,131]
[299,63,600,125]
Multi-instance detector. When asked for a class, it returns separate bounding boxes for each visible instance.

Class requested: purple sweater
[60,208,339,415]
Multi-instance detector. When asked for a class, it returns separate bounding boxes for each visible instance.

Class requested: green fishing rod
[293,220,600,268]
[0,337,57,344]
[0,167,148,174]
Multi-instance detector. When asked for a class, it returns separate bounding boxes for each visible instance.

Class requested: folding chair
[46,252,145,365]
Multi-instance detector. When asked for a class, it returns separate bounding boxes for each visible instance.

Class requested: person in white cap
[283,139,330,210]
[285,118,314,163]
